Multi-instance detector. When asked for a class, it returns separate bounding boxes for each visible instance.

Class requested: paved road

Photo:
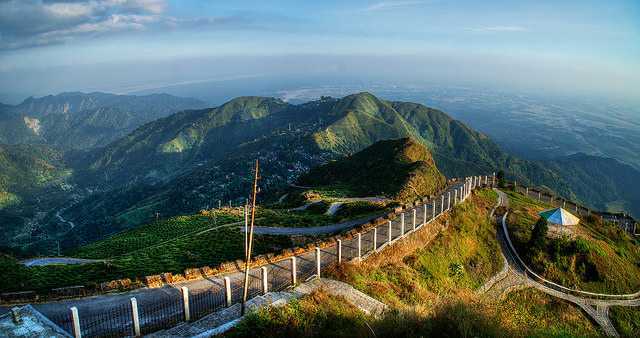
[248,213,386,235]
[494,189,640,337]
[21,257,105,267]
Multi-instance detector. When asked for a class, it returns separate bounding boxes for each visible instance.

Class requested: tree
[529,217,548,253]
[497,170,506,188]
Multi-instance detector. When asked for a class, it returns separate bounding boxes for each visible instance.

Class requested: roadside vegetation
[610,306,640,337]
[0,212,291,293]
[0,199,393,294]
[505,190,640,294]
[228,189,600,337]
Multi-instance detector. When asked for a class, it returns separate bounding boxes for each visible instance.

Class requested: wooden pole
[241,160,260,315]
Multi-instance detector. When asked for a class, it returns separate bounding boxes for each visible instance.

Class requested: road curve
[495,189,640,337]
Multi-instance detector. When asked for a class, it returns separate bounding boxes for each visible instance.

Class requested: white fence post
[337,239,342,264]
[261,266,268,294]
[432,200,436,219]
[373,227,378,251]
[181,286,190,322]
[130,298,140,337]
[538,192,541,201]
[357,233,362,260]
[291,257,297,285]
[400,213,405,236]
[423,204,427,225]
[315,247,321,278]
[224,277,232,307]
[388,221,392,242]
[71,307,81,338]
[412,209,416,230]
[441,195,445,214]
[447,192,451,210]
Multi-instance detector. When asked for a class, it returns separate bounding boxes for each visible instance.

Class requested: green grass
[225,290,374,338]
[331,189,502,308]
[495,288,601,337]
[610,306,640,337]
[229,189,600,337]
[0,213,291,293]
[505,190,640,294]
[0,191,20,209]
[231,288,600,338]
[72,210,241,259]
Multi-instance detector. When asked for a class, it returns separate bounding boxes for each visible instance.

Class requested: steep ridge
[0,92,206,150]
[299,138,446,202]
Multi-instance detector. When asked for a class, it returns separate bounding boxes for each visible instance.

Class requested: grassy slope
[0,202,394,293]
[505,190,640,293]
[610,306,640,337]
[331,189,502,306]
[229,190,600,337]
[299,138,446,202]
[0,211,290,293]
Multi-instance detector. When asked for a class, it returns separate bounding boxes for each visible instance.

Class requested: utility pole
[244,203,248,258]
[241,160,260,315]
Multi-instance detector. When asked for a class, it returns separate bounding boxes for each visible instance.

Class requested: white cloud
[0,0,169,49]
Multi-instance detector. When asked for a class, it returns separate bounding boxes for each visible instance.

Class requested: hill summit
[298,137,446,202]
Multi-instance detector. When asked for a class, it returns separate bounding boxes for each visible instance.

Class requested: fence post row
[315,247,321,278]
[181,286,190,322]
[71,306,81,338]
[130,298,140,337]
[224,277,232,307]
[261,266,268,294]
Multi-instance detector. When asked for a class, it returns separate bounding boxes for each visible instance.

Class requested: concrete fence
[48,174,495,337]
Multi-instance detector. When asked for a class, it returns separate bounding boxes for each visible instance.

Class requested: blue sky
[0,0,638,102]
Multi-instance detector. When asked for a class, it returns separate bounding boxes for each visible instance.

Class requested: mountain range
[0,91,638,253]
[0,92,206,150]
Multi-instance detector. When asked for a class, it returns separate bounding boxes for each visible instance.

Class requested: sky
[0,0,638,103]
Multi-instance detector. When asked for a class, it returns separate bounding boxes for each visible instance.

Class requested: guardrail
[46,175,494,337]
[499,210,640,300]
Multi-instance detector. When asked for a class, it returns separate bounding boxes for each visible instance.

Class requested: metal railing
[48,175,494,337]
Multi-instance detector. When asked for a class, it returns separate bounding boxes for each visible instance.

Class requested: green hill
[299,138,446,202]
[0,144,72,251]
[55,93,636,249]
[505,189,640,294]
[7,92,635,252]
[544,153,640,217]
[0,92,205,150]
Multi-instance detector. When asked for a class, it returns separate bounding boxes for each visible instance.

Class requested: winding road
[488,189,640,337]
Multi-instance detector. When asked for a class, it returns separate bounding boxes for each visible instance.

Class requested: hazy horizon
[1,1,639,106]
